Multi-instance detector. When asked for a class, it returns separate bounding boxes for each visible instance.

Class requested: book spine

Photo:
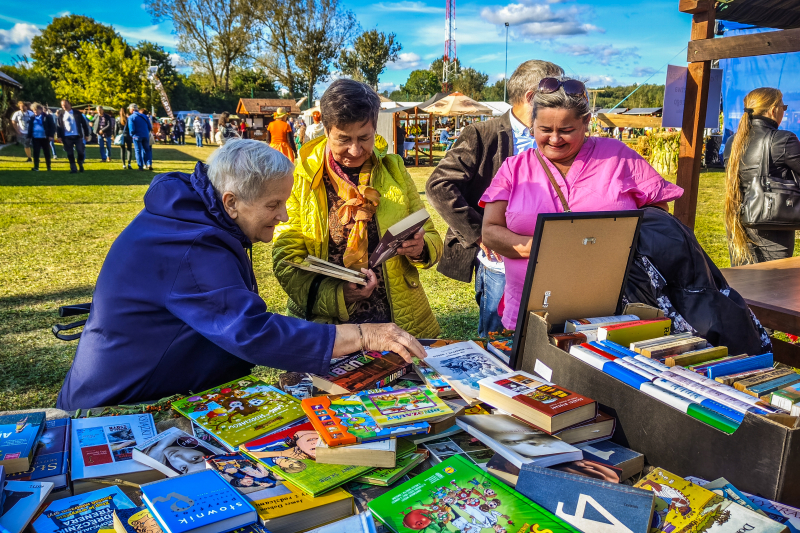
[667,366,782,413]
[707,353,774,379]
[599,319,672,345]
[566,314,640,332]
[597,340,639,357]
[652,378,745,423]
[582,343,618,360]
[621,356,666,376]
[687,355,749,373]
[633,355,671,373]
[639,383,739,434]
[568,346,650,388]
[715,367,774,385]
[747,375,800,397]
[733,369,794,392]
[615,358,659,381]
[666,346,728,367]
[660,371,764,415]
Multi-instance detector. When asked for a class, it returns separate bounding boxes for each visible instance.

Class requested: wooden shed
[235,98,302,141]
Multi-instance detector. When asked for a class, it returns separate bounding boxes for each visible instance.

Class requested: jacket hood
[144,161,251,246]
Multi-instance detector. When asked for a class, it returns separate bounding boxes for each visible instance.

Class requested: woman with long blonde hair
[724,87,800,265]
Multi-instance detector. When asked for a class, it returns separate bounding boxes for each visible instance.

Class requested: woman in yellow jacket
[273,79,442,338]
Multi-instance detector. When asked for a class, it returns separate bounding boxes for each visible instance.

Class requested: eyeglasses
[538,78,588,99]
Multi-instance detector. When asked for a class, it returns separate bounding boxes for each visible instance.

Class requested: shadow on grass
[0,286,93,336]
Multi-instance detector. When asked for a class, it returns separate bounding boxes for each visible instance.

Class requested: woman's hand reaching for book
[343,268,377,304]
[332,322,426,363]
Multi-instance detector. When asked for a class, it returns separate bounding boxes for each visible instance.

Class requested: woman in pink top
[480,77,683,330]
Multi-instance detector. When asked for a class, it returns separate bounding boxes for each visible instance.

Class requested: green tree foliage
[135,41,180,114]
[481,79,506,102]
[0,61,56,104]
[30,15,120,80]
[230,68,278,95]
[592,84,665,109]
[452,67,488,100]
[400,70,440,98]
[54,38,148,108]
[428,56,461,88]
[337,30,401,89]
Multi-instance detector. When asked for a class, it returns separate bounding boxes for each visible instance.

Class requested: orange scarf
[324,149,379,270]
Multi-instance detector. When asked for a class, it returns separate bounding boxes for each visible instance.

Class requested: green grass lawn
[0,141,793,411]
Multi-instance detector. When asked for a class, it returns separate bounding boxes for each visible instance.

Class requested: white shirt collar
[509,111,530,137]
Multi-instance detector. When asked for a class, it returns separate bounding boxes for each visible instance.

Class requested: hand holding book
[394,227,426,260]
[343,268,378,305]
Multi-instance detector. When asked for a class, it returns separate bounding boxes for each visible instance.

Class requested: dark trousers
[32,137,52,170]
[729,227,796,266]
[120,137,133,165]
[175,132,185,145]
[62,136,85,171]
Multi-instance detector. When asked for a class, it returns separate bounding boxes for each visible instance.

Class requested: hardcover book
[301,390,429,447]
[485,455,623,488]
[552,411,615,445]
[171,376,306,450]
[422,340,513,404]
[635,468,722,532]
[315,438,397,468]
[665,345,727,367]
[0,412,47,474]
[359,387,453,428]
[477,371,597,433]
[745,373,800,399]
[70,414,162,493]
[486,331,514,365]
[33,486,137,533]
[770,383,800,415]
[133,427,227,478]
[565,315,639,333]
[367,454,580,533]
[283,255,368,285]
[312,351,412,394]
[252,482,354,533]
[575,440,645,481]
[641,338,710,360]
[455,414,582,469]
[0,480,54,533]
[7,418,71,489]
[516,464,656,533]
[140,470,257,533]
[205,452,291,502]
[113,507,165,533]
[369,208,430,268]
[240,421,373,497]
[734,368,796,392]
[597,318,672,347]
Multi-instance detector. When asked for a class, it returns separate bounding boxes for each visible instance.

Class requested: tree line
[387,59,506,102]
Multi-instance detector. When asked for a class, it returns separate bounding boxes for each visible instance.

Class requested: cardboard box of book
[508,211,800,507]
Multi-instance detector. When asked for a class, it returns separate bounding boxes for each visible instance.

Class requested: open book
[369,208,430,268]
[282,255,368,285]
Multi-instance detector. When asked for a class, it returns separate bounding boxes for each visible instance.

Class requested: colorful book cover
[140,469,257,533]
[171,376,306,450]
[114,506,165,533]
[420,433,494,468]
[367,454,580,533]
[478,371,596,420]
[771,382,800,412]
[206,452,291,502]
[240,421,373,497]
[360,387,453,428]
[516,464,655,533]
[413,361,453,394]
[598,318,672,346]
[70,414,157,481]
[704,478,767,516]
[319,351,412,393]
[700,499,788,532]
[486,331,515,365]
[133,427,227,477]
[33,485,137,533]
[423,341,512,402]
[635,468,722,532]
[7,418,70,488]
[0,412,47,474]
[0,480,54,533]
[302,390,429,447]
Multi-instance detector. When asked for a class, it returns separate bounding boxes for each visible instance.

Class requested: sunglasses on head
[538,78,587,99]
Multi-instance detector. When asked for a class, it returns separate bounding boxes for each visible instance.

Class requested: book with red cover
[478,370,597,433]
[309,350,411,394]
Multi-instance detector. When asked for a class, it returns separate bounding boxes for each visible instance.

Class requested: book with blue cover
[141,469,257,533]
[516,464,655,533]
[32,485,136,533]
[0,412,47,474]
[706,353,774,379]
[0,480,54,533]
[575,440,645,481]
[7,418,71,490]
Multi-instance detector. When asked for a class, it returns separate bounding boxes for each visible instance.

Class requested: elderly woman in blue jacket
[57,140,426,410]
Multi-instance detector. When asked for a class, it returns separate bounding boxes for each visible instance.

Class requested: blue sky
[0,0,693,93]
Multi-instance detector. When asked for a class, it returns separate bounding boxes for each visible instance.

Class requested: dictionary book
[32,485,136,533]
[312,351,412,395]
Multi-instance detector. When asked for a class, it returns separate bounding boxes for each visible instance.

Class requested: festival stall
[235,98,301,141]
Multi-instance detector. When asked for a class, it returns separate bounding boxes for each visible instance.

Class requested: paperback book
[369,208,430,268]
[33,486,136,533]
[315,438,397,468]
[0,412,47,474]
[635,468,722,532]
[206,452,291,502]
[171,376,306,450]
[422,340,512,404]
[252,482,354,533]
[282,255,368,285]
[413,360,456,397]
[133,427,227,477]
[0,480,54,533]
[312,351,412,394]
[552,411,615,445]
[359,387,453,428]
[6,418,71,490]
[113,507,164,533]
[306,513,377,533]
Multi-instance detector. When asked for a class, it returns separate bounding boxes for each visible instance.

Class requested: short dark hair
[320,79,381,131]
[60,98,71,104]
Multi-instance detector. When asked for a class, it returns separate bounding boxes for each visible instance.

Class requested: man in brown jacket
[426,60,563,336]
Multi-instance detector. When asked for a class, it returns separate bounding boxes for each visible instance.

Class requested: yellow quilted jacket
[272,136,442,338]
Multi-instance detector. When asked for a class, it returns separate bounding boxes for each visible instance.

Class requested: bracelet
[357,324,365,356]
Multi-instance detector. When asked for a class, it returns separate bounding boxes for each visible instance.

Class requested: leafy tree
[247,0,306,96]
[452,67,488,100]
[0,60,56,104]
[30,15,120,79]
[481,79,505,102]
[53,38,148,108]
[135,41,180,114]
[337,30,401,90]
[592,84,665,109]
[231,68,277,95]
[400,70,439,98]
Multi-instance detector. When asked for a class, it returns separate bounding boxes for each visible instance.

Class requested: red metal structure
[443,0,457,92]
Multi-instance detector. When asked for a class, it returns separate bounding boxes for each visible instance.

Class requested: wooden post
[673,1,715,230]
[414,108,420,167]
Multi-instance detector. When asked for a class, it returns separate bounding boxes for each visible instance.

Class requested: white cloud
[0,23,40,54]
[585,75,620,87]
[630,66,657,77]
[472,52,504,64]
[116,23,177,48]
[372,1,443,13]
[489,73,506,83]
[379,81,400,93]
[389,52,422,70]
[556,43,640,66]
[480,1,602,40]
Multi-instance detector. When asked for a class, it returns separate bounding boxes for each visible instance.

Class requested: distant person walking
[93,106,115,162]
[266,108,296,162]
[28,103,55,171]
[216,112,238,145]
[295,118,306,150]
[128,103,153,171]
[174,116,186,145]
[193,117,203,147]
[45,106,58,160]
[203,119,211,145]
[304,111,325,143]
[116,108,134,169]
[56,99,90,173]
[12,100,34,162]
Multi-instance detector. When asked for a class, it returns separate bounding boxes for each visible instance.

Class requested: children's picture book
[420,433,494,468]
[33,485,137,533]
[413,360,455,397]
[0,412,47,474]
[575,441,645,481]
[359,387,454,428]
[635,468,722,532]
[141,469,257,533]
[302,390,429,447]
[240,421,373,497]
[368,454,580,533]
[7,418,71,490]
[312,351,412,394]
[71,414,162,492]
[113,506,165,533]
[0,480,54,533]
[455,414,582,469]
[252,481,354,533]
[171,376,306,450]
[369,208,430,268]
[423,341,513,404]
[516,464,655,533]
[704,478,768,517]
[206,452,291,503]
[486,331,515,365]
[133,427,227,478]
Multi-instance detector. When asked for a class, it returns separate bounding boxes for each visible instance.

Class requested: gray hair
[206,139,295,202]
[128,103,139,111]
[507,60,564,106]
[532,77,591,120]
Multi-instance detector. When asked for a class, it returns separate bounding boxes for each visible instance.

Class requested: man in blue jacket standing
[128,103,153,171]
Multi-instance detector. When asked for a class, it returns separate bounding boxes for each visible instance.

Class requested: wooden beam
[596,114,663,129]
[688,28,800,62]
[678,0,711,14]
[673,8,715,230]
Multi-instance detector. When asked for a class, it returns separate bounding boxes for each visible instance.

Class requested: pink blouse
[480,136,683,329]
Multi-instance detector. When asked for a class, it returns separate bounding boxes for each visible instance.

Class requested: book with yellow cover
[635,468,722,532]
[599,318,672,350]
[253,481,354,533]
